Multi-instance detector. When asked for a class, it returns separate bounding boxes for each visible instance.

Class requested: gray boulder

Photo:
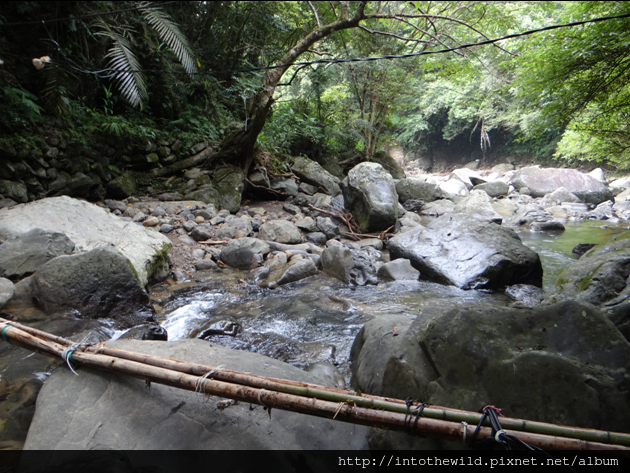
[220,238,270,270]
[0,277,14,309]
[472,180,509,198]
[370,151,405,179]
[24,339,369,450]
[507,204,565,232]
[351,300,630,449]
[295,217,317,232]
[258,220,302,244]
[321,247,377,286]
[449,168,483,190]
[453,189,503,223]
[0,228,75,280]
[291,157,342,197]
[439,178,469,198]
[540,186,580,206]
[388,214,543,290]
[511,166,613,204]
[215,218,253,239]
[270,178,299,196]
[0,196,171,286]
[376,259,420,281]
[342,163,398,233]
[262,258,318,288]
[505,284,544,308]
[31,246,155,327]
[395,179,442,203]
[419,199,455,217]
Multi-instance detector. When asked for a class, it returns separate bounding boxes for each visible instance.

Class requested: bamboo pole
[1,320,630,449]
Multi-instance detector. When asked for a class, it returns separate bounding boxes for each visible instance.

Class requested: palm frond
[40,64,78,115]
[141,2,196,76]
[96,28,148,108]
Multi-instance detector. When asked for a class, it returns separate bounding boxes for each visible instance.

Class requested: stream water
[0,219,627,448]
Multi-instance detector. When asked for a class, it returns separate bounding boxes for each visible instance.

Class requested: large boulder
[291,156,342,197]
[24,339,369,450]
[341,163,398,233]
[220,238,270,270]
[321,247,377,286]
[510,167,613,204]
[0,228,75,280]
[370,151,405,179]
[395,178,442,203]
[351,300,630,449]
[472,180,509,198]
[453,189,503,223]
[388,214,543,290]
[258,220,302,244]
[0,196,172,286]
[213,168,245,213]
[31,246,155,327]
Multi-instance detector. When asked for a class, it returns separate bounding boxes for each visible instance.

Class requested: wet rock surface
[388,214,543,290]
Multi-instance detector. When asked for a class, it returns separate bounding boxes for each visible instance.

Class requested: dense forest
[1,1,629,193]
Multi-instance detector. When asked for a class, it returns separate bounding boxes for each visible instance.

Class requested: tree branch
[307,1,321,27]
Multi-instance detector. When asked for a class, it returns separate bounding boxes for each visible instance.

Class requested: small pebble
[195,216,205,224]
[143,217,159,227]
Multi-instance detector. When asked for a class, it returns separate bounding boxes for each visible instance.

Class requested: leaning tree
[215,0,511,174]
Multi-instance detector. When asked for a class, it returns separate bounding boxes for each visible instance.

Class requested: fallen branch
[308,204,359,235]
[1,318,629,450]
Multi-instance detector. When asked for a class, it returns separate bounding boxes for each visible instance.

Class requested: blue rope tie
[61,345,80,376]
[1,325,10,343]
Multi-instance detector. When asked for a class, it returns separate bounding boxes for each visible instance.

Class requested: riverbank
[1,160,630,450]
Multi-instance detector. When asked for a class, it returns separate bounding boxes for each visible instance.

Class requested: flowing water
[1,219,627,448]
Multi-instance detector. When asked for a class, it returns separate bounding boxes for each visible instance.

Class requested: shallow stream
[0,219,627,448]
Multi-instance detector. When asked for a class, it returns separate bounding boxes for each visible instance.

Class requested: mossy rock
[213,167,244,213]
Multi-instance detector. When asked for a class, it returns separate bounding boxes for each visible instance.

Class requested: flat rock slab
[0,196,172,286]
[24,339,369,450]
[388,214,543,290]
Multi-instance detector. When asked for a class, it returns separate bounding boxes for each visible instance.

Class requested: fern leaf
[141,2,196,76]
[97,30,148,108]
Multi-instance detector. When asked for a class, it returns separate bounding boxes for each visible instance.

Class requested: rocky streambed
[1,158,630,451]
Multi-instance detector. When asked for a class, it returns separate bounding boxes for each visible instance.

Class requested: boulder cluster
[3,153,630,451]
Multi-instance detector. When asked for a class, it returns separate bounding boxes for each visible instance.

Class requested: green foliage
[515,1,630,166]
[141,2,197,75]
[0,87,44,129]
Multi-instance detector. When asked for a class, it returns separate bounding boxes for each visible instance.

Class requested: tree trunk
[217,1,368,175]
